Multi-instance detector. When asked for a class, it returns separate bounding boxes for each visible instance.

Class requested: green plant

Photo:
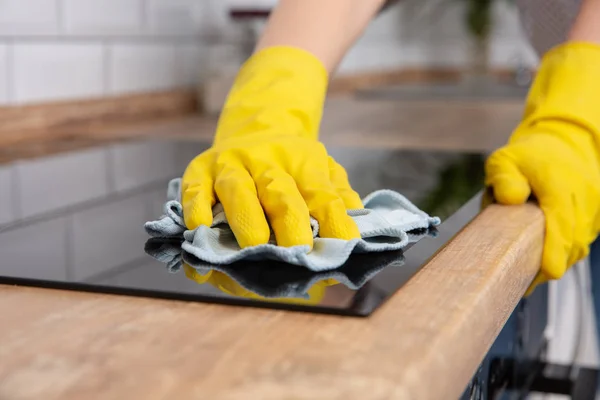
[466,0,493,39]
[419,154,486,220]
[403,0,515,40]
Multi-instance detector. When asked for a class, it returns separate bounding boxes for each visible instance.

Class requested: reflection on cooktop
[0,138,485,316]
[145,237,410,304]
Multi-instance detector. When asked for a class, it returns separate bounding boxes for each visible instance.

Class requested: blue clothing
[589,237,600,359]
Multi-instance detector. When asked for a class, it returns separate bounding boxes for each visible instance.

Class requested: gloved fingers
[297,151,360,240]
[538,192,574,280]
[567,193,593,267]
[214,158,271,248]
[251,166,313,248]
[181,156,215,230]
[485,148,531,205]
[328,156,363,209]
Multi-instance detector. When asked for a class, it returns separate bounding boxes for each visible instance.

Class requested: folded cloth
[144,237,407,299]
[144,178,440,272]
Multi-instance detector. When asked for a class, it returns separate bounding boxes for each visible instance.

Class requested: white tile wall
[13,43,105,103]
[0,165,15,226]
[491,2,524,40]
[0,0,59,35]
[109,140,181,192]
[70,194,150,280]
[362,3,403,43]
[339,41,409,74]
[226,0,278,8]
[146,0,203,35]
[108,43,178,94]
[63,0,143,34]
[0,0,535,106]
[176,44,205,86]
[491,40,539,68]
[0,44,8,104]
[15,148,109,219]
[0,218,68,280]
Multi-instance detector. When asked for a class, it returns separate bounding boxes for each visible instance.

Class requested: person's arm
[568,0,600,43]
[485,0,600,293]
[256,0,388,73]
[182,1,388,248]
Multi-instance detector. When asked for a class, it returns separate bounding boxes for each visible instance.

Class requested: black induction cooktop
[0,138,485,316]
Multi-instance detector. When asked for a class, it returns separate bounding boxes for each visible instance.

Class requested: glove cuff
[512,42,600,151]
[214,46,329,144]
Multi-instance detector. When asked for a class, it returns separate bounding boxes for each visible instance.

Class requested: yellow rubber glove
[182,263,337,305]
[485,42,600,293]
[182,46,362,249]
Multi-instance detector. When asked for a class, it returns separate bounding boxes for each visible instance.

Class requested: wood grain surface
[0,90,198,147]
[0,202,544,400]
[0,97,524,165]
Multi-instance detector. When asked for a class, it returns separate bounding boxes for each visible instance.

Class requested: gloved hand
[182,46,362,249]
[485,42,600,293]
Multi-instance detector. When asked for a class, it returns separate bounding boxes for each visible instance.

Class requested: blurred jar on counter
[199,1,273,116]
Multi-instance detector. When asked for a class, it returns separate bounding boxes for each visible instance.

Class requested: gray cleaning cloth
[145,178,440,272]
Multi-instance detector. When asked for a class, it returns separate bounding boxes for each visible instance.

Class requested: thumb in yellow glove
[485,42,600,293]
[182,46,362,249]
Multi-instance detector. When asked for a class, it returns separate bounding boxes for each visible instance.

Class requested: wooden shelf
[0,96,524,164]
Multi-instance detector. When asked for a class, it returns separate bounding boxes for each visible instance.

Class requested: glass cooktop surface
[0,138,485,316]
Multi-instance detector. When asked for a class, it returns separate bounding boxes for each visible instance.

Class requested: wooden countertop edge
[0,202,544,400]
[386,202,545,399]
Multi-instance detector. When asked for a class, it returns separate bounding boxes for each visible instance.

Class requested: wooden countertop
[0,203,544,400]
[0,96,544,399]
[0,97,524,165]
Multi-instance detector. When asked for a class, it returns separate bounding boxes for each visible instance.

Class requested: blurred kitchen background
[0,0,536,280]
[0,0,536,108]
[0,0,539,297]
[0,0,542,260]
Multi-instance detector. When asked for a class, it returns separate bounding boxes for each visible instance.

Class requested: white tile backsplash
[0,0,59,35]
[109,140,181,193]
[70,194,150,280]
[0,0,532,106]
[13,43,105,103]
[0,44,8,104]
[63,0,143,34]
[339,41,408,74]
[176,44,204,86]
[108,43,178,94]
[0,218,68,280]
[0,166,15,226]
[15,148,109,219]
[146,0,202,35]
